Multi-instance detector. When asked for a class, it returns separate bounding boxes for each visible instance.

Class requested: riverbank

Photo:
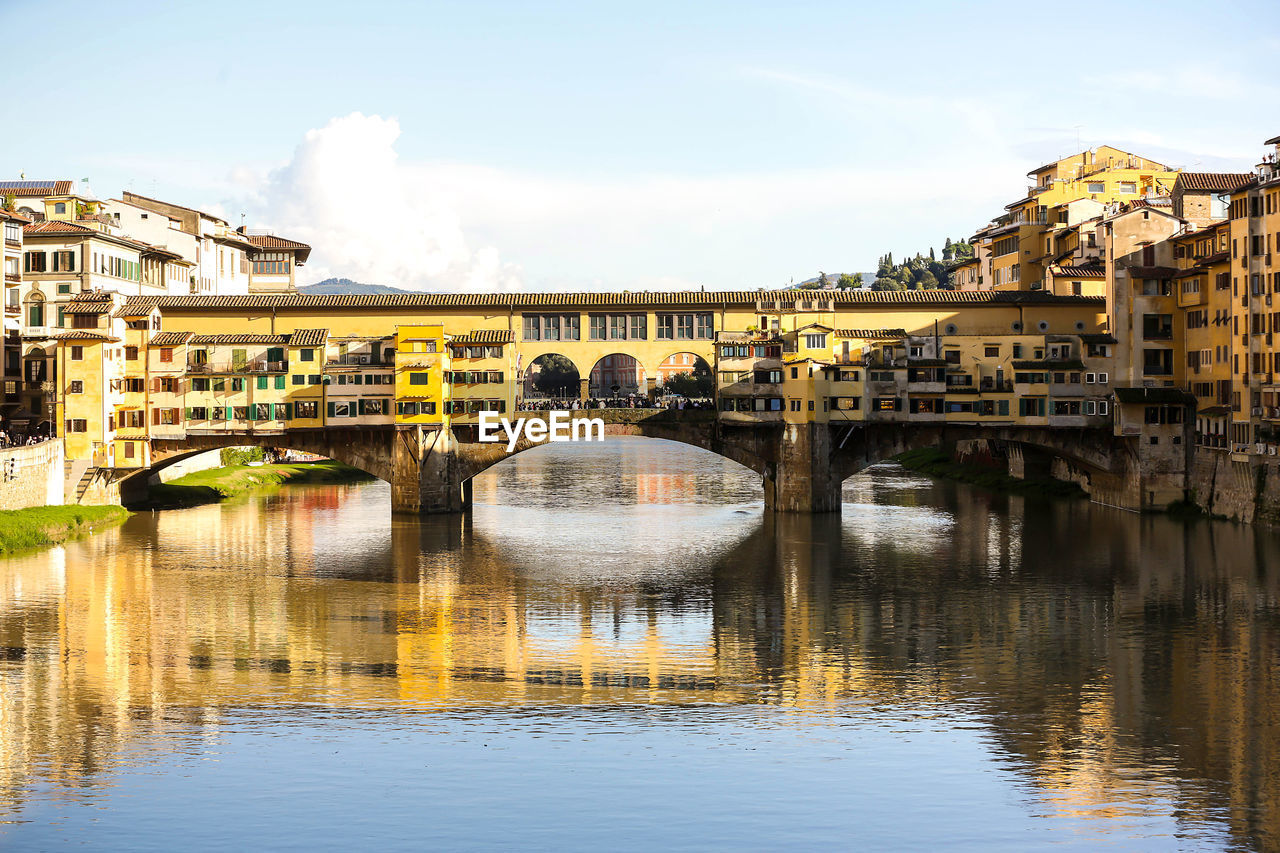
[0,505,131,556]
[894,448,1085,499]
[136,461,374,509]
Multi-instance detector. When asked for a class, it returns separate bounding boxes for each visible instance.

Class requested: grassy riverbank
[0,505,131,556]
[136,461,373,509]
[894,447,1085,499]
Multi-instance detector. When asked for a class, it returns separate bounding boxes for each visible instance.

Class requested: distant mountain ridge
[301,278,416,295]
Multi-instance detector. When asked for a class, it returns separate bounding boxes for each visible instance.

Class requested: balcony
[4,273,19,284]
[978,379,1014,393]
[186,359,288,374]
[327,355,390,367]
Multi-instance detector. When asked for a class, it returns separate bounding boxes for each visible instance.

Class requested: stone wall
[0,440,65,510]
[1187,449,1280,525]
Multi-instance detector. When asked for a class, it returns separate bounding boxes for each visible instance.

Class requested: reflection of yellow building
[1,467,1279,847]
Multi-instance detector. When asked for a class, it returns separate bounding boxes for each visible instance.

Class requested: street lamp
[40,379,55,438]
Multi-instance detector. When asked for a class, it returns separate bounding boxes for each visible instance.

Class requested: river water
[1,438,1278,851]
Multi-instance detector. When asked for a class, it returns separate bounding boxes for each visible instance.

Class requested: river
[1,437,1278,851]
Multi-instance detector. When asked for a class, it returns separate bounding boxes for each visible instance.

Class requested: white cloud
[244,113,522,292]
[236,109,1019,292]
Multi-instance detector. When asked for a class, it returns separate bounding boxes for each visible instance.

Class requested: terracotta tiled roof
[62,301,115,315]
[289,328,329,346]
[244,232,312,264]
[1266,134,1280,146]
[0,208,31,224]
[245,233,310,251]
[118,296,163,316]
[1175,172,1254,193]
[0,180,72,197]
[149,331,193,346]
[1054,264,1106,278]
[49,330,120,342]
[23,220,97,235]
[188,334,291,345]
[449,329,514,345]
[835,328,907,339]
[143,290,1104,310]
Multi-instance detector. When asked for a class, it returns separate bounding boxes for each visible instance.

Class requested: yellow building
[985,147,1180,293]
[1226,134,1280,455]
[394,324,446,426]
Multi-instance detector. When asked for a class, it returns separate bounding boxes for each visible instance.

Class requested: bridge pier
[392,425,471,514]
[763,423,842,513]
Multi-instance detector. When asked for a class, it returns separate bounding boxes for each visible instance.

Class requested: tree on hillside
[836,272,863,289]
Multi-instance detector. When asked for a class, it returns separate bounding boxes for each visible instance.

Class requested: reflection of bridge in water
[1,477,1278,846]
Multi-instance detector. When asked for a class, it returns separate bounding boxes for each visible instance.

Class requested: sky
[2,0,1277,292]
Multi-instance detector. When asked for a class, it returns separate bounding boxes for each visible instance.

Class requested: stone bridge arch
[115,427,396,505]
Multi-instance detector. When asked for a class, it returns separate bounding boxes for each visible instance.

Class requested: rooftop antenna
[1074,125,1083,152]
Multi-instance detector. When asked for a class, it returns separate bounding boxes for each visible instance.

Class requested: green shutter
[226,406,234,420]
[275,376,285,390]
[327,402,335,419]
[184,407,191,420]
[257,376,268,389]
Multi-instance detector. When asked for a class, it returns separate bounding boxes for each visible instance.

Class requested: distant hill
[301,278,415,295]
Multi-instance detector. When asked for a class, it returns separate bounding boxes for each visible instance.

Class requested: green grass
[0,505,131,556]
[135,461,374,509]
[894,447,1086,499]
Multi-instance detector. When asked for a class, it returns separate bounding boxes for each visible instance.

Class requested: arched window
[53,202,66,215]
[25,291,44,327]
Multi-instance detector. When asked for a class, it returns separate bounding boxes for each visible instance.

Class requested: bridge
[116,408,1148,513]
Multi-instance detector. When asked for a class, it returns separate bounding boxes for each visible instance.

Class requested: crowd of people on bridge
[0,429,49,449]
[517,395,714,412]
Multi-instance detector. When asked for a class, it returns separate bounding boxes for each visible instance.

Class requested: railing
[186,360,288,374]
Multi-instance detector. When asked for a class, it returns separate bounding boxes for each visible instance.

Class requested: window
[1018,397,1046,417]
[52,251,75,272]
[984,345,999,358]
[656,313,712,340]
[1087,182,1104,193]
[69,380,83,394]
[125,346,138,361]
[300,349,315,362]
[1118,182,1136,194]
[295,401,318,419]
[409,372,430,385]
[65,419,87,433]
[804,333,827,349]
[523,313,580,341]
[24,251,46,273]
[71,346,84,361]
[754,369,782,384]
[160,348,173,363]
